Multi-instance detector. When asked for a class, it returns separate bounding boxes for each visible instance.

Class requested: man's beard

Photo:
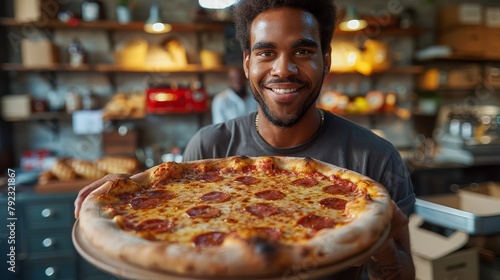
[250,77,323,128]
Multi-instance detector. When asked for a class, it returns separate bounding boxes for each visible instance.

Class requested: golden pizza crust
[78,156,392,277]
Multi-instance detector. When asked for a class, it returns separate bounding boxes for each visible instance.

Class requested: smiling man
[73,0,415,279]
[182,0,415,279]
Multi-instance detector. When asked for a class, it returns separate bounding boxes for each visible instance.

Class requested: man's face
[244,7,330,128]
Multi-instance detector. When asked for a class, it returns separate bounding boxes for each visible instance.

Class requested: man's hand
[73,174,130,219]
[386,200,409,240]
[366,200,414,280]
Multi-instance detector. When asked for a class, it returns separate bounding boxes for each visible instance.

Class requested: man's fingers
[388,200,408,239]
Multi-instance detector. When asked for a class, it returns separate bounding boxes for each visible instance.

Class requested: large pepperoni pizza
[77,156,392,278]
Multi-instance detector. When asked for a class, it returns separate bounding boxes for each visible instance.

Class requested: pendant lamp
[338,6,367,32]
[198,0,237,9]
[144,2,172,34]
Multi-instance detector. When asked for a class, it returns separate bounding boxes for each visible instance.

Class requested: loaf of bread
[96,156,139,174]
[38,170,54,185]
[50,160,77,181]
[40,156,139,183]
[70,159,107,179]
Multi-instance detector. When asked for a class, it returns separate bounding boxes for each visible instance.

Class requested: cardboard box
[460,181,500,203]
[415,182,500,235]
[484,65,500,88]
[21,39,59,67]
[438,4,483,30]
[438,26,484,55]
[446,64,481,89]
[102,128,138,156]
[485,6,500,27]
[1,95,31,120]
[484,27,500,58]
[410,215,479,280]
[14,0,41,22]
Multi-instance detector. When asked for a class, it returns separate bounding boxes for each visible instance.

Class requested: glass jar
[65,88,82,113]
[68,38,85,67]
[82,0,105,22]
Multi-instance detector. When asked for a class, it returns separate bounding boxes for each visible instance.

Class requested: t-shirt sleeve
[182,130,205,161]
[182,124,232,162]
[378,150,416,215]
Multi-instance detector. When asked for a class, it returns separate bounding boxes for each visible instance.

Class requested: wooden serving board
[35,179,97,194]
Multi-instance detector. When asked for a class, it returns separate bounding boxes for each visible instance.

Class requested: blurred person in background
[211,66,257,124]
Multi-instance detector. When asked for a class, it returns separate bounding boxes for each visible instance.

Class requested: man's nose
[271,54,298,77]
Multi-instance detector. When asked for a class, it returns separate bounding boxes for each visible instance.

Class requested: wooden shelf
[0,18,227,32]
[335,26,425,37]
[4,112,211,122]
[0,18,423,37]
[417,55,500,63]
[331,65,424,75]
[2,63,421,75]
[1,63,229,73]
[4,112,72,122]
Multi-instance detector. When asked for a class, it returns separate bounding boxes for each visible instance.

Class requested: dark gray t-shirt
[183,110,415,212]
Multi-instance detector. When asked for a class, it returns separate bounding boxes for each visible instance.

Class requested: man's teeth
[271,88,298,94]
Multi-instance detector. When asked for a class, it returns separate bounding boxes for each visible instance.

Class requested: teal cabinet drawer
[24,202,74,230]
[25,258,77,280]
[80,259,117,280]
[27,231,75,259]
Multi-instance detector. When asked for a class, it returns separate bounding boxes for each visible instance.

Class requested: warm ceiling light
[144,2,172,34]
[339,6,367,32]
[198,0,237,9]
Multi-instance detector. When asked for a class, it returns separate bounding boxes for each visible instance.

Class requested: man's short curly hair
[233,0,336,54]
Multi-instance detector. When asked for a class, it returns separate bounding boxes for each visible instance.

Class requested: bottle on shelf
[68,38,86,67]
[81,0,106,22]
[65,88,83,113]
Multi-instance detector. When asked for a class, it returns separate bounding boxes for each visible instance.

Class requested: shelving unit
[0,63,229,73]
[0,8,235,170]
[319,26,425,135]
[416,56,500,99]
[0,18,227,32]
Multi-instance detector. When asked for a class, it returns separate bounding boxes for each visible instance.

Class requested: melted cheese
[102,165,365,246]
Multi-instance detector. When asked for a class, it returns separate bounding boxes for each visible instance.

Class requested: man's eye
[257,51,274,57]
[296,49,312,56]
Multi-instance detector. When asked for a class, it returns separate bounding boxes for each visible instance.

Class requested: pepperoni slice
[235,176,260,185]
[193,232,227,247]
[255,190,286,200]
[200,191,231,203]
[323,184,352,195]
[245,203,279,217]
[297,215,335,230]
[134,219,174,233]
[254,227,281,241]
[197,173,223,182]
[292,177,318,188]
[324,179,358,194]
[319,197,348,210]
[147,189,176,200]
[129,197,161,210]
[116,193,134,202]
[186,205,221,219]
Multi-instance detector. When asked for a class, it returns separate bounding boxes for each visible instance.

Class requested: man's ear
[323,46,332,76]
[243,51,250,78]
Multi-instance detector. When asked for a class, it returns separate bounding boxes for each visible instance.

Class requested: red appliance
[146,83,208,114]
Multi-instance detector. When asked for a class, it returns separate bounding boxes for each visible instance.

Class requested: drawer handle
[42,238,55,248]
[41,208,54,218]
[45,266,56,277]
